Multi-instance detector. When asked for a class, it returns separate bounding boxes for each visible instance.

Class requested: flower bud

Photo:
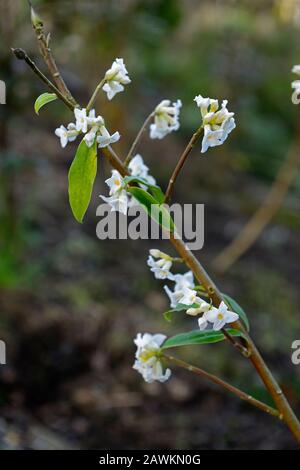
[29,2,43,29]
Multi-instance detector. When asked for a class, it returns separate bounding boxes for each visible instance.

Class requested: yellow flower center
[140,350,156,363]
[217,313,224,320]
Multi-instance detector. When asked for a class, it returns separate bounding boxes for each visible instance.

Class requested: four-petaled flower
[100,169,128,215]
[147,254,174,280]
[103,58,131,100]
[194,95,236,153]
[54,123,79,148]
[74,107,89,133]
[133,333,171,383]
[128,154,156,186]
[96,125,120,148]
[164,271,195,308]
[150,99,182,140]
[55,108,120,149]
[178,286,202,306]
[198,300,239,331]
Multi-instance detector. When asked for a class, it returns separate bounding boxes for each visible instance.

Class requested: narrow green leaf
[123,175,165,204]
[162,328,243,349]
[68,139,97,223]
[223,294,250,331]
[34,92,57,114]
[127,186,174,232]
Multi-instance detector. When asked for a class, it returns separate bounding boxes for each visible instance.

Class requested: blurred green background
[0,0,300,450]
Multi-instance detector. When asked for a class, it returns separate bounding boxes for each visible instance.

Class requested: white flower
[291,66,300,105]
[133,333,171,383]
[147,256,174,280]
[173,271,194,291]
[86,109,104,127]
[149,249,163,258]
[205,300,239,331]
[198,313,209,331]
[187,300,211,317]
[104,170,124,195]
[194,95,236,153]
[163,285,185,309]
[292,65,300,76]
[178,286,201,306]
[100,190,128,215]
[150,99,182,140]
[201,126,224,153]
[194,96,219,119]
[96,125,120,148]
[54,123,79,148]
[84,125,99,147]
[74,108,89,133]
[128,154,156,185]
[103,58,131,100]
[164,271,195,309]
[100,170,128,215]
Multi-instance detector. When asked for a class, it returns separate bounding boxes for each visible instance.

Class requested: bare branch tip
[11,48,26,60]
[29,0,43,29]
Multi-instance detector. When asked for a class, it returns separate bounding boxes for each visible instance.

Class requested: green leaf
[123,175,165,204]
[68,139,97,223]
[127,186,174,232]
[223,294,250,331]
[163,303,200,322]
[162,328,243,349]
[34,93,57,114]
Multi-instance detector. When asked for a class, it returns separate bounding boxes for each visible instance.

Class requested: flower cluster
[194,95,236,153]
[100,154,156,215]
[55,108,120,149]
[147,249,174,280]
[150,99,182,139]
[128,154,156,186]
[147,249,239,332]
[197,301,239,331]
[291,65,300,105]
[133,333,171,383]
[102,58,131,100]
[100,169,128,215]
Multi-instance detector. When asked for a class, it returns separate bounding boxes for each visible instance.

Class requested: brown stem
[164,127,203,203]
[101,146,130,177]
[124,112,154,166]
[86,78,106,113]
[169,235,300,442]
[29,2,77,107]
[213,133,300,274]
[97,146,300,443]
[164,354,280,418]
[20,41,300,442]
[222,327,249,357]
[11,48,75,111]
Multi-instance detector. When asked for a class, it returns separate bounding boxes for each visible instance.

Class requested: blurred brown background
[0,0,300,450]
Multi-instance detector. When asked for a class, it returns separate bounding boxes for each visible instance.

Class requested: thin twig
[86,78,106,113]
[124,112,154,166]
[11,48,75,111]
[95,145,300,443]
[29,1,77,107]
[212,132,300,274]
[222,328,249,357]
[168,234,300,442]
[20,29,300,442]
[163,354,281,418]
[164,126,203,203]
